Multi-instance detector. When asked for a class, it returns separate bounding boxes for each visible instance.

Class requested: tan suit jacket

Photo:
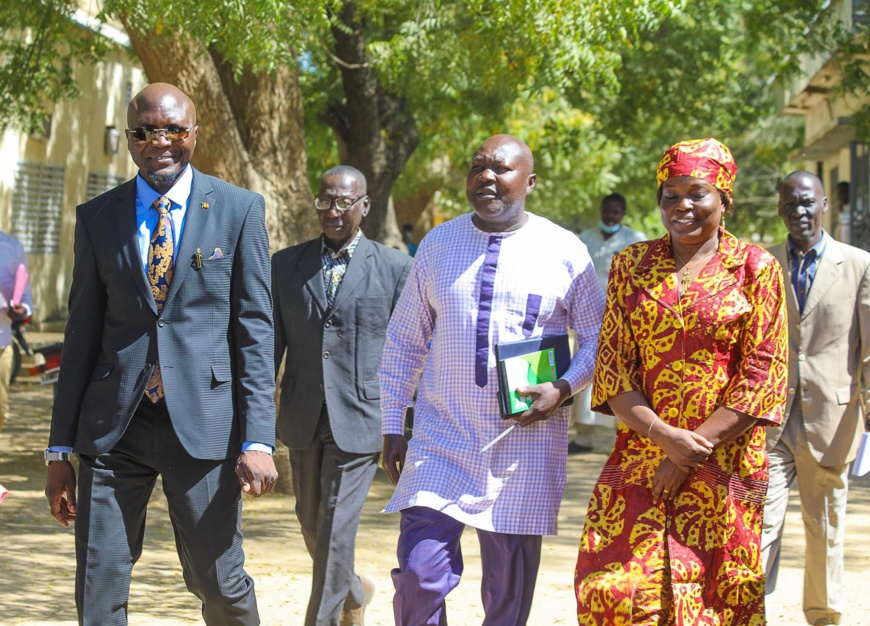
[768,236,870,466]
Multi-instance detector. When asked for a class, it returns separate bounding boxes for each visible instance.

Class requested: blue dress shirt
[787,230,827,314]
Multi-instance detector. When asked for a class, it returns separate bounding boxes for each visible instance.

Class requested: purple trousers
[392,506,542,626]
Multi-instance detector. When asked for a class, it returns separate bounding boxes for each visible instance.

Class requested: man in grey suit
[763,171,870,626]
[44,83,278,626]
[273,165,411,626]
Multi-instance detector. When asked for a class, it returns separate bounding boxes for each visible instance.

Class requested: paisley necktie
[145,196,174,403]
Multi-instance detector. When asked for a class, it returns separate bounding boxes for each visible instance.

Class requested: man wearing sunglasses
[45,82,277,625]
[272,165,411,625]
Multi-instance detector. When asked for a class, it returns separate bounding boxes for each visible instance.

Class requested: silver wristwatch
[44,449,71,465]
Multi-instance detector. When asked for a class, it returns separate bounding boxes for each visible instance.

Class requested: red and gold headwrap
[656,138,737,197]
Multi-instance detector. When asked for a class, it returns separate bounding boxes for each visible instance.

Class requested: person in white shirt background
[570,193,646,453]
[0,230,33,433]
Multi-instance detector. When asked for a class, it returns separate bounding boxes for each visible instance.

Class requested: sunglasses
[127,126,191,142]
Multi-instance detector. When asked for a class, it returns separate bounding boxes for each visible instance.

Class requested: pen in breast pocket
[480,424,517,453]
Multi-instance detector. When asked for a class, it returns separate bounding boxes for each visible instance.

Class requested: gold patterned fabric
[574,229,788,625]
[656,138,737,197]
[145,196,174,403]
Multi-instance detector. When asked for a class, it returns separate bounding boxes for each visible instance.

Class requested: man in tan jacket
[763,171,870,626]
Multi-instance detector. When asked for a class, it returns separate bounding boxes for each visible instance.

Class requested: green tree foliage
[349,0,837,243]
[1,0,852,244]
[0,0,109,132]
[384,1,816,241]
[554,0,826,240]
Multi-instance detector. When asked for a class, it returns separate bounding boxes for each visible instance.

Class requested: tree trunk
[326,1,420,247]
[121,25,318,253]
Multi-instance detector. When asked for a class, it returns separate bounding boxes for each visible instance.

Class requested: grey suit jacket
[50,167,276,460]
[768,237,870,466]
[272,234,411,454]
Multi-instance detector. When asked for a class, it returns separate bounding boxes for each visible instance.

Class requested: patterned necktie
[792,248,817,314]
[326,250,349,308]
[145,196,174,403]
[475,235,503,387]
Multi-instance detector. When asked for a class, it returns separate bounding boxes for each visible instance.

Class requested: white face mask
[599,221,621,234]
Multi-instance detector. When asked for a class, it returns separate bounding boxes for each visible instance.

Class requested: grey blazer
[272,234,411,454]
[49,168,276,460]
[767,237,870,466]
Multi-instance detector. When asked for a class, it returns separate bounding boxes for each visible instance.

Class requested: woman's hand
[652,422,713,473]
[651,457,689,503]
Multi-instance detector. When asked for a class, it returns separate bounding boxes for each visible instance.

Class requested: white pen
[479,423,517,453]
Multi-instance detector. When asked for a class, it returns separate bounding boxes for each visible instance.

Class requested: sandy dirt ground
[1,382,869,625]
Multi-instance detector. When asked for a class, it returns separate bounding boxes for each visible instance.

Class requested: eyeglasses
[314,195,366,212]
[126,126,191,142]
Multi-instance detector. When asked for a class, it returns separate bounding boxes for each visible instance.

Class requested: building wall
[0,49,146,330]
[801,149,849,234]
[799,90,866,236]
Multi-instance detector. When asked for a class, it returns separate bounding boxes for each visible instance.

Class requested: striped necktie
[145,196,174,403]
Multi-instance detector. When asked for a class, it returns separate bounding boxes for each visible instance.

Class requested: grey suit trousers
[289,404,378,626]
[75,399,258,626]
[761,401,847,626]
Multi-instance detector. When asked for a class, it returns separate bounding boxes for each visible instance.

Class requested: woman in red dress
[574,138,788,625]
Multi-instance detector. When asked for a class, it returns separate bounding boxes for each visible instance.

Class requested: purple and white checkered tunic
[379,212,605,534]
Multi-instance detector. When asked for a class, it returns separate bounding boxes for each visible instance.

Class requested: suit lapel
[330,234,372,313]
[164,169,214,308]
[801,238,844,319]
[114,180,158,315]
[770,243,800,320]
[300,239,328,314]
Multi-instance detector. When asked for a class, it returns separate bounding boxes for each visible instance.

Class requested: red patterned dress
[575,229,787,625]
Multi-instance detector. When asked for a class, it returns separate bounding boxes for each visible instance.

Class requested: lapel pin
[201,202,209,210]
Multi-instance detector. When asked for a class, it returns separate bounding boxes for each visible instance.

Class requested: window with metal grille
[10,162,65,255]
[86,171,127,202]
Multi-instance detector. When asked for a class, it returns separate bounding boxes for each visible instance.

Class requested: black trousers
[75,398,258,626]
[289,405,379,626]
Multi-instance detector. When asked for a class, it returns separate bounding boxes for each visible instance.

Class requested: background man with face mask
[571,193,646,453]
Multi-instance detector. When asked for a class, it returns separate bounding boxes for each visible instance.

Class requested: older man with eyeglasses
[272,165,412,626]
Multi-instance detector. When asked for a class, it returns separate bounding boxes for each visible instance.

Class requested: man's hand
[235,450,278,497]
[382,434,408,486]
[652,423,713,473]
[515,379,572,427]
[7,303,27,321]
[45,461,77,527]
[651,457,690,503]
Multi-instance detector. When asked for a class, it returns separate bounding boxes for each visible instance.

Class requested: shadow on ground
[2,383,868,625]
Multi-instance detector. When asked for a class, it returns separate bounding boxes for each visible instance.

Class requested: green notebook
[495,334,573,417]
